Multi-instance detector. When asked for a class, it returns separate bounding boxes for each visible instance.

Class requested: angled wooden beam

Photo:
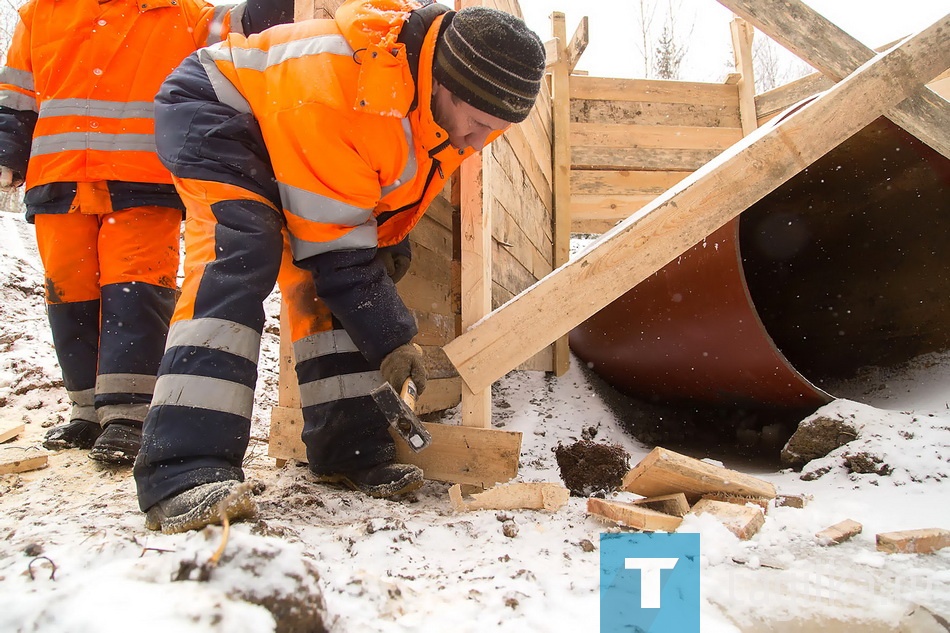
[717,0,950,159]
[565,16,589,73]
[443,16,950,394]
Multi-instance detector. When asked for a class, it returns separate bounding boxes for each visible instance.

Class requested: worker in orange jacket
[0,0,293,464]
[134,0,546,533]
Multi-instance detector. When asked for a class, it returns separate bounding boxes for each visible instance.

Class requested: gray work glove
[377,238,412,283]
[380,342,427,394]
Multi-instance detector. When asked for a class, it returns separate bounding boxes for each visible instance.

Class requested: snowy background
[0,206,948,632]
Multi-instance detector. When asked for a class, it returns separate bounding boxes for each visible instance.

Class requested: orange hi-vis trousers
[34,195,180,428]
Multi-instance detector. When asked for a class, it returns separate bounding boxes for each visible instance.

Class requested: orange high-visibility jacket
[0,0,244,216]
[179,0,492,256]
[154,0,502,363]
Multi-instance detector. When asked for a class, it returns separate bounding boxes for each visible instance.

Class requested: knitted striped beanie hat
[433,7,546,123]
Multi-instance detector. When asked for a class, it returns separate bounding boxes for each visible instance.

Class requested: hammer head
[370,380,432,453]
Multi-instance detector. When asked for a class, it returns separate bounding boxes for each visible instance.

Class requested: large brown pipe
[570,117,950,409]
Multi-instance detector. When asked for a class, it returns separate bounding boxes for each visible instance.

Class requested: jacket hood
[334,0,422,117]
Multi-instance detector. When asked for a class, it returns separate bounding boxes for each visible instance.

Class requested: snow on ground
[0,210,947,632]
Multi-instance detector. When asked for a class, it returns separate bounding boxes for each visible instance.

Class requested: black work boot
[43,419,102,450]
[311,461,424,498]
[145,480,257,534]
[88,421,142,465]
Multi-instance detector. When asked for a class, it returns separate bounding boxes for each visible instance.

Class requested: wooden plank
[268,404,520,487]
[816,519,863,545]
[572,122,743,151]
[690,498,764,540]
[571,170,688,196]
[622,447,776,501]
[0,447,48,475]
[570,76,739,107]
[587,497,684,532]
[717,0,950,159]
[549,11,571,377]
[0,423,25,444]
[630,493,690,517]
[442,18,950,394]
[755,73,832,122]
[569,194,656,222]
[572,146,722,172]
[701,492,770,512]
[565,16,589,73]
[573,98,742,128]
[448,482,569,511]
[729,17,757,136]
[876,528,950,554]
[459,152,492,429]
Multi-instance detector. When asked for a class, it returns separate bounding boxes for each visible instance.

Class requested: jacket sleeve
[241,0,295,34]
[155,52,417,365]
[0,13,37,179]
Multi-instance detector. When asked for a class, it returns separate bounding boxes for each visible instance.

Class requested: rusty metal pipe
[570,117,950,409]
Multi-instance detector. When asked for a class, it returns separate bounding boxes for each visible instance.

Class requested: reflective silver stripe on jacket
[288,221,378,260]
[152,374,255,419]
[293,330,360,364]
[206,4,246,44]
[299,371,382,408]
[197,43,253,114]
[380,118,418,197]
[0,89,37,112]
[165,318,261,363]
[0,67,37,111]
[38,99,154,119]
[30,132,157,156]
[96,373,158,395]
[279,181,374,227]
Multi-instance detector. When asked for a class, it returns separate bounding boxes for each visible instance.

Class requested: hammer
[370,378,432,453]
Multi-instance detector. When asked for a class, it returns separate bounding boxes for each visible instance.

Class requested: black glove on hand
[377,238,412,283]
[380,343,427,394]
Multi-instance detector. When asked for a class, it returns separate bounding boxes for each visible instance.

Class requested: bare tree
[633,0,694,80]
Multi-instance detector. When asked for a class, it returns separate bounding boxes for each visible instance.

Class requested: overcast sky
[513,0,948,81]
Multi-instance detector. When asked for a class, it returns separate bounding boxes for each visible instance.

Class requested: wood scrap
[622,447,776,502]
[630,493,690,517]
[816,519,863,545]
[876,528,950,554]
[775,494,811,509]
[701,492,770,513]
[0,422,25,444]
[586,497,683,532]
[448,482,569,512]
[0,447,49,475]
[689,498,765,540]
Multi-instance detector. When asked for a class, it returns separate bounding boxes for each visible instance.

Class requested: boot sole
[311,472,424,499]
[146,487,257,535]
[88,446,138,466]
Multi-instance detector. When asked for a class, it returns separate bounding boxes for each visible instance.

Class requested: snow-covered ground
[0,209,947,632]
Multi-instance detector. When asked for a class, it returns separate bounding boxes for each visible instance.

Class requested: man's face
[431,79,511,152]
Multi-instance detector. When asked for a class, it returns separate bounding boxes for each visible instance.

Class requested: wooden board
[448,482,569,512]
[876,528,950,554]
[587,497,683,532]
[622,447,776,501]
[0,447,48,475]
[630,493,690,517]
[816,519,863,545]
[717,0,950,159]
[690,498,764,540]
[268,405,522,488]
[0,423,25,444]
[443,18,950,394]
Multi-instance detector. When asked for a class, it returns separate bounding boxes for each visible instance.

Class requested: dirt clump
[554,440,630,496]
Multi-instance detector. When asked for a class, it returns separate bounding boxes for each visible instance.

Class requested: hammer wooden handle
[399,378,418,411]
